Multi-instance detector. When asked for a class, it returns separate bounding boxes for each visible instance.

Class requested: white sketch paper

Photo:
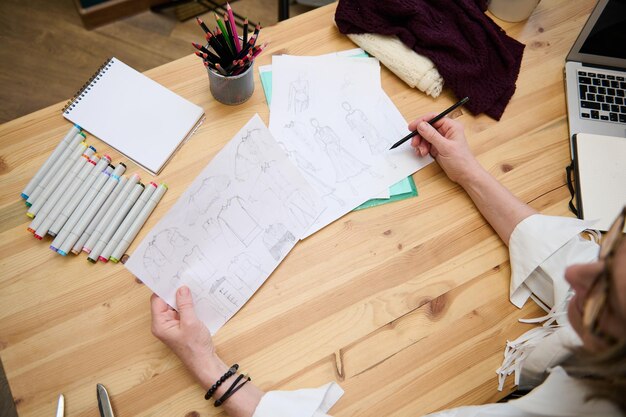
[126,114,325,333]
[269,55,433,237]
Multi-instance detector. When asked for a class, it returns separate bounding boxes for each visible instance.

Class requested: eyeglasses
[582,206,626,345]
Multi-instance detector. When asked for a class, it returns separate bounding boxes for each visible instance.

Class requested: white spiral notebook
[63,57,205,175]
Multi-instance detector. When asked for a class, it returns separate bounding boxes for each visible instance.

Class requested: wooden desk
[0,1,595,415]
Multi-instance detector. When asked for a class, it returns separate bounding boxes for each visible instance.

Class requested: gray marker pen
[26,131,85,206]
[21,124,81,200]
[34,154,100,239]
[72,174,128,254]
[110,184,168,263]
[49,156,112,237]
[52,164,116,254]
[26,142,90,218]
[83,173,140,253]
[87,183,145,263]
[100,182,157,262]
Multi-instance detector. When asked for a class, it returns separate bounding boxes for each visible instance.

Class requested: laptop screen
[567,0,626,69]
[579,1,626,60]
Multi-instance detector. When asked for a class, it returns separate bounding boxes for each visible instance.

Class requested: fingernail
[418,122,428,130]
[179,286,190,296]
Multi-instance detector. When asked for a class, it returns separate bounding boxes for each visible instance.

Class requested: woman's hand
[408,114,482,185]
[150,286,228,389]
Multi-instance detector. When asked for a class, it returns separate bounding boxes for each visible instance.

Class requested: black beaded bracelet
[204,364,239,400]
[214,373,251,407]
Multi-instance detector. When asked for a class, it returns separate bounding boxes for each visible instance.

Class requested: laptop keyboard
[577,70,626,124]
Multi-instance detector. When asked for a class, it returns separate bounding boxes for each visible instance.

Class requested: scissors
[55,394,64,417]
[97,383,115,417]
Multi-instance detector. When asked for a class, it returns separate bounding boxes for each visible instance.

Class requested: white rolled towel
[346,33,444,97]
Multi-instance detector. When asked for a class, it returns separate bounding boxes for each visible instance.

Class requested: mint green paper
[260,54,418,210]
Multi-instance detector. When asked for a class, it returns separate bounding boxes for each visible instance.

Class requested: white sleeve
[252,382,343,417]
[508,214,599,312]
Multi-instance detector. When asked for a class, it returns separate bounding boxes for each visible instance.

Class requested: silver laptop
[564,0,626,154]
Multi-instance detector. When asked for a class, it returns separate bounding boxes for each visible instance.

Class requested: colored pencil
[196,17,210,34]
[226,3,241,52]
[243,18,249,45]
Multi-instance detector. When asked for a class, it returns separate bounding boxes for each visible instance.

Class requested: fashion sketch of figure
[183,245,217,287]
[282,120,317,153]
[235,129,265,181]
[278,141,345,207]
[186,175,231,226]
[142,228,190,281]
[262,223,296,261]
[217,196,262,247]
[228,253,267,292]
[342,102,397,169]
[202,217,224,243]
[288,74,309,115]
[310,118,378,193]
[252,160,318,228]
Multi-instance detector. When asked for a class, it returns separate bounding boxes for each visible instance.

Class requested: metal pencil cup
[207,63,255,105]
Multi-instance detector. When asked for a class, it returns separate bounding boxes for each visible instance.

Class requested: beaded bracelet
[204,364,239,400]
[214,373,251,407]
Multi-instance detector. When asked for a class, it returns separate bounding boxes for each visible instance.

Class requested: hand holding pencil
[407,107,482,185]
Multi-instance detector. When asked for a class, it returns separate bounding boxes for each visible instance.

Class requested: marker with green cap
[110,183,167,263]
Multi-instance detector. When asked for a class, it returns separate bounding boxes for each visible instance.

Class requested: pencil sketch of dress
[252,160,319,227]
[217,196,262,247]
[235,129,265,181]
[342,102,388,155]
[278,142,344,206]
[282,120,316,153]
[310,118,371,185]
[263,223,296,261]
[288,75,309,114]
[186,175,231,226]
[343,102,397,169]
[183,245,217,287]
[228,253,266,291]
[142,228,190,281]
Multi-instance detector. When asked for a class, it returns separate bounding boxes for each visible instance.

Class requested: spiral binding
[63,57,114,114]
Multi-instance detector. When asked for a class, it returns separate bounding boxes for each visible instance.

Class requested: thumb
[417,122,449,152]
[176,286,197,325]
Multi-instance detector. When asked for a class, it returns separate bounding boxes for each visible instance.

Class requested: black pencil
[243,18,249,45]
[389,97,469,150]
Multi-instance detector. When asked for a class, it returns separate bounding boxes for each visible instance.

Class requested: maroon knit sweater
[335,0,525,120]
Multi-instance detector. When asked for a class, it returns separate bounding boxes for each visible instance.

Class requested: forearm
[194,353,264,417]
[459,165,537,245]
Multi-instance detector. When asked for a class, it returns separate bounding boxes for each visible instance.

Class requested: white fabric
[345,33,444,97]
[253,383,344,417]
[508,214,597,308]
[253,215,616,417]
[425,367,621,417]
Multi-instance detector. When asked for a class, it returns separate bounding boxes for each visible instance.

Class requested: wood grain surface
[0,1,595,416]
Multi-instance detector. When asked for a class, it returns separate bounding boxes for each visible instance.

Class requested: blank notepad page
[63,57,204,175]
